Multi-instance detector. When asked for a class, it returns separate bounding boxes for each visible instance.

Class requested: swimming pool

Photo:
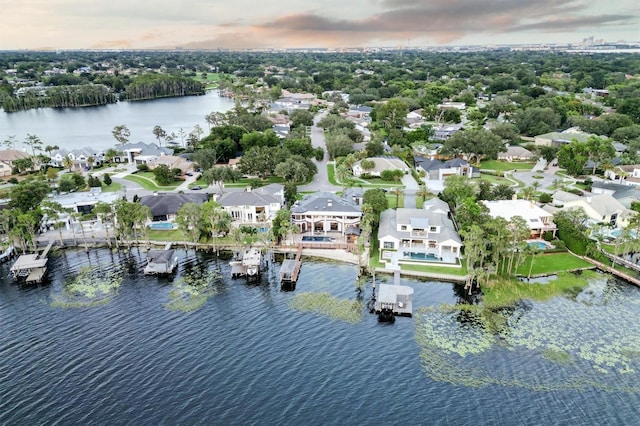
[149,222,176,230]
[406,252,441,261]
[302,236,333,242]
[527,241,550,250]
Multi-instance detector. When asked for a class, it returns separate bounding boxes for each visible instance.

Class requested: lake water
[1,248,639,425]
[0,92,235,151]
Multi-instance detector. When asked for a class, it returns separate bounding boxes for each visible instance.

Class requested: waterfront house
[352,156,409,177]
[414,156,473,182]
[139,192,208,222]
[482,199,557,238]
[561,194,635,228]
[377,208,462,267]
[41,188,124,232]
[217,186,283,225]
[291,192,362,236]
[49,147,104,170]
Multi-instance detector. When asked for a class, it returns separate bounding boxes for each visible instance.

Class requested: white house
[116,142,173,164]
[482,199,557,237]
[291,192,362,236]
[352,156,409,177]
[377,207,462,267]
[605,164,640,185]
[217,186,283,225]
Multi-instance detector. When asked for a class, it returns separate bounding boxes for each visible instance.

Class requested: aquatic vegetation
[481,271,596,308]
[164,270,220,313]
[415,279,640,392]
[288,292,363,324]
[51,266,123,308]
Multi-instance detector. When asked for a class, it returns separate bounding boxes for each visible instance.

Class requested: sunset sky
[1,0,638,50]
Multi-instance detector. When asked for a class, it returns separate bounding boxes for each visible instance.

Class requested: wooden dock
[581,256,640,288]
[280,245,303,284]
[374,283,414,321]
[10,241,54,284]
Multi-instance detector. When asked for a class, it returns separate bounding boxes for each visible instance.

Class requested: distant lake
[0,91,235,152]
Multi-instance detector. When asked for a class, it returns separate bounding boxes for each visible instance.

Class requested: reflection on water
[1,248,640,425]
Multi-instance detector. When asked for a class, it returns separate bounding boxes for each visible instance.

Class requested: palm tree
[527,246,540,279]
[392,188,403,208]
[94,202,114,247]
[62,156,74,172]
[416,185,432,204]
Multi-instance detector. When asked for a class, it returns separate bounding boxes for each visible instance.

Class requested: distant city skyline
[1,0,638,50]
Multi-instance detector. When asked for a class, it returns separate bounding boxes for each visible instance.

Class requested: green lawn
[475,175,515,185]
[386,193,404,209]
[327,164,338,186]
[124,175,182,191]
[480,160,536,172]
[101,182,123,193]
[515,252,593,276]
[400,261,468,276]
[369,244,468,276]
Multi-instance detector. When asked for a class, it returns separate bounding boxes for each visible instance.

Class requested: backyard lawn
[515,252,593,276]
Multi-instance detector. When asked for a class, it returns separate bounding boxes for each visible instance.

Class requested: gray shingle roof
[140,193,207,216]
[218,191,280,207]
[291,192,361,214]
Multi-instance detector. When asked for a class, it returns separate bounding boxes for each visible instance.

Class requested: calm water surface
[0,92,235,151]
[0,248,639,425]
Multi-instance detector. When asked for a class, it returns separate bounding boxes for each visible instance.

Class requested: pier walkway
[280,244,303,284]
[581,256,640,288]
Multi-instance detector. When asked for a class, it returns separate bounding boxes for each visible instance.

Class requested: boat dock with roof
[144,243,178,275]
[280,244,303,290]
[231,247,262,280]
[373,271,414,322]
[10,241,53,284]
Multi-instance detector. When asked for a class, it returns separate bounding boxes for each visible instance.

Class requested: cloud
[209,0,637,47]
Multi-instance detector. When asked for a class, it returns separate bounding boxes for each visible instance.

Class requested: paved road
[299,111,340,193]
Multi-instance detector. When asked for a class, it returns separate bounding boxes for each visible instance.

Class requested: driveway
[401,174,420,208]
[299,111,340,193]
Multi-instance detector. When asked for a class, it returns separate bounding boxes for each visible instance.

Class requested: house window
[232,211,241,220]
[383,241,394,249]
[429,226,437,232]
[400,225,407,231]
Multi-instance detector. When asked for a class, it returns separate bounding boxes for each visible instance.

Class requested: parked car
[191,185,201,190]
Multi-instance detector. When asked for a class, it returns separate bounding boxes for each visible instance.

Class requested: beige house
[561,194,635,228]
[0,150,32,176]
[145,155,194,176]
[497,145,535,162]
